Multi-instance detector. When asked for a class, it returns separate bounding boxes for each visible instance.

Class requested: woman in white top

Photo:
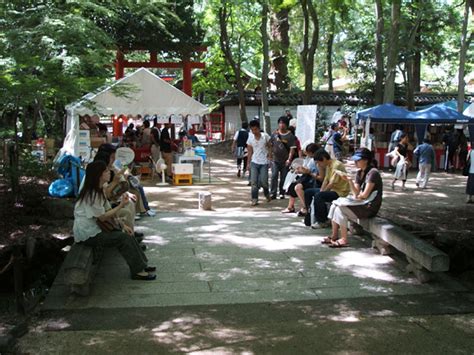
[73,161,156,281]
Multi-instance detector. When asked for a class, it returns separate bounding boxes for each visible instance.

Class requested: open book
[332,190,378,207]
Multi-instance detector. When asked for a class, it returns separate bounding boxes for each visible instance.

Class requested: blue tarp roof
[356,103,474,124]
[418,100,470,111]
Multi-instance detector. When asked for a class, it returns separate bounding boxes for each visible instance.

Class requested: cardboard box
[78,130,91,139]
[172,163,193,175]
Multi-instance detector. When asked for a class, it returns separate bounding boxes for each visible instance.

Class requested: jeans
[137,185,149,210]
[250,162,269,201]
[416,163,431,189]
[237,156,248,171]
[304,188,321,210]
[82,231,147,275]
[313,191,340,223]
[271,161,289,196]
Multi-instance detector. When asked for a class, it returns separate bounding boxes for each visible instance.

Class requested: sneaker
[415,182,419,188]
[247,182,251,186]
[278,194,285,200]
[251,200,258,206]
[145,209,156,217]
[311,221,330,229]
[134,215,142,221]
[270,195,277,200]
[265,195,272,203]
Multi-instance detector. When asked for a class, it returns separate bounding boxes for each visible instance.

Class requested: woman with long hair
[73,161,156,280]
[324,148,383,248]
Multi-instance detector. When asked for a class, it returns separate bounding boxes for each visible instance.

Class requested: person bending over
[310,149,350,229]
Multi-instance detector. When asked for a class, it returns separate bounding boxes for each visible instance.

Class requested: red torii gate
[114,47,206,96]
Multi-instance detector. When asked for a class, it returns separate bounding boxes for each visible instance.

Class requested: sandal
[281,208,296,214]
[297,209,307,217]
[329,240,350,248]
[321,236,337,244]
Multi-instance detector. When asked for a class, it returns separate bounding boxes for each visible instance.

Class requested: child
[413,138,435,189]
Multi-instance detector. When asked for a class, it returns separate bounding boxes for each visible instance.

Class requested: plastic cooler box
[172,164,193,175]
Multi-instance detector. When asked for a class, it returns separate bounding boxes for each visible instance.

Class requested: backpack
[236,129,249,147]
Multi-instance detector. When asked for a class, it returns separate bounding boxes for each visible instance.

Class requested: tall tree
[383,0,401,103]
[374,0,385,104]
[260,0,271,133]
[300,0,319,104]
[218,3,248,123]
[457,0,473,113]
[269,1,295,90]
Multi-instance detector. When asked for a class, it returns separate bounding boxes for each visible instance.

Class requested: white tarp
[464,102,474,117]
[62,68,209,156]
[296,105,317,146]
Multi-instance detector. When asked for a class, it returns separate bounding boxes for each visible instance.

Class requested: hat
[351,149,372,161]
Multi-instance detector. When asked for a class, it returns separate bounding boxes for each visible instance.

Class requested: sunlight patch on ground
[207,233,321,251]
[151,315,257,353]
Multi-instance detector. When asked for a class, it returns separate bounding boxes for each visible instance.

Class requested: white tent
[464,102,474,117]
[62,68,209,156]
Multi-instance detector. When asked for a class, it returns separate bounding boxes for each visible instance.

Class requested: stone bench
[63,243,103,296]
[350,217,450,283]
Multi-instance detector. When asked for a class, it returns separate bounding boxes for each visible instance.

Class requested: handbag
[462,152,471,176]
[235,146,246,159]
[96,217,122,233]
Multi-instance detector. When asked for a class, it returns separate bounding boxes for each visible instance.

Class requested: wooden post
[115,51,125,80]
[182,58,192,96]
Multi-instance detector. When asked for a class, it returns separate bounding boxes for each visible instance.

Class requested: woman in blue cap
[324,148,383,248]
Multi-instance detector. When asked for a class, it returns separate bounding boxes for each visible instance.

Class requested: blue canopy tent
[417,99,470,111]
[356,103,474,144]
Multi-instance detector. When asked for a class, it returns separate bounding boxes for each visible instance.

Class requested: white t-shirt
[73,195,111,242]
[469,150,474,175]
[332,111,342,123]
[247,132,270,165]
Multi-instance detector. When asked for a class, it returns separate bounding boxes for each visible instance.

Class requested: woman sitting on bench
[324,148,383,248]
[73,161,156,280]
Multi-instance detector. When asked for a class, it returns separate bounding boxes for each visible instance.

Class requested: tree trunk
[270,7,291,90]
[218,5,248,123]
[413,30,421,92]
[457,0,471,113]
[383,0,401,104]
[406,58,415,110]
[326,13,335,92]
[374,0,384,104]
[300,0,319,105]
[260,1,271,134]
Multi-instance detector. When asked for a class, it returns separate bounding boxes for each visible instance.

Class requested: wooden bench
[349,217,450,283]
[63,243,103,296]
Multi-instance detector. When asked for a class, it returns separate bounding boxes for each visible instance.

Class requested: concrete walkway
[44,209,466,310]
[19,157,474,353]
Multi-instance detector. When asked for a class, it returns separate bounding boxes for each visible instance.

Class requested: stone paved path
[45,209,466,310]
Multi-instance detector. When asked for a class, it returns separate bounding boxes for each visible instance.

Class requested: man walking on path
[247,120,272,206]
[310,150,350,229]
[414,138,435,189]
[270,116,296,200]
[232,122,249,178]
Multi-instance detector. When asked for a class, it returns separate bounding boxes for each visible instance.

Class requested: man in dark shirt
[270,116,296,199]
[160,123,173,178]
